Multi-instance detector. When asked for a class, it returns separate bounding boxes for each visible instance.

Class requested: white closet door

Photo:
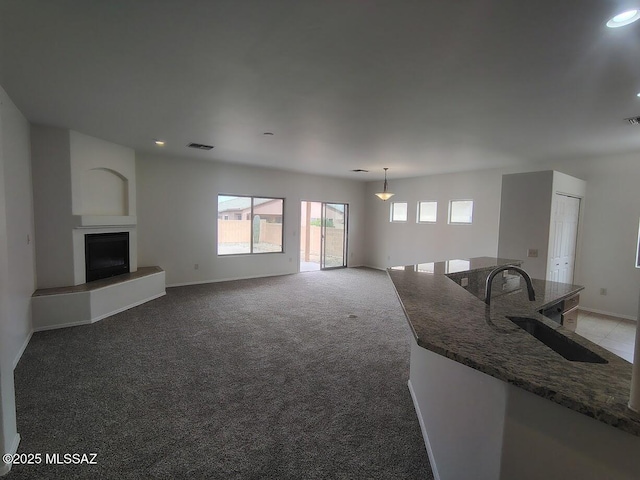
[548,194,580,284]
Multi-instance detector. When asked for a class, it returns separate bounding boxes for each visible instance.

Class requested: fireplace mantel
[73,215,137,228]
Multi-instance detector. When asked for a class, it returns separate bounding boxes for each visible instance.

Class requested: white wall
[364,168,503,269]
[136,153,367,286]
[70,130,136,216]
[540,155,640,320]
[364,156,640,319]
[0,85,35,473]
[31,127,138,288]
[409,342,507,480]
[30,125,75,288]
[1,89,35,365]
[497,171,553,279]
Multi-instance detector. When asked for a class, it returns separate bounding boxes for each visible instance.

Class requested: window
[417,201,437,223]
[390,202,408,222]
[217,195,284,255]
[449,200,473,224]
[636,218,640,268]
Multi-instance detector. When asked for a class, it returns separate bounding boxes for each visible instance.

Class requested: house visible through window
[390,202,408,222]
[418,201,437,223]
[449,200,473,224]
[217,195,284,255]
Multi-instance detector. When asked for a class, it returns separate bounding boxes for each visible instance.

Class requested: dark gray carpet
[9,268,432,479]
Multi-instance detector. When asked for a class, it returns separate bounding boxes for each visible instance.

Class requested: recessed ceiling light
[154,139,165,146]
[637,92,640,97]
[606,9,640,28]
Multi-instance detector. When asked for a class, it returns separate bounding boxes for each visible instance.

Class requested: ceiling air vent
[187,142,214,150]
[625,116,640,125]
[351,169,369,173]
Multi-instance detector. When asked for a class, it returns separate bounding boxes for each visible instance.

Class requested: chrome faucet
[485,265,535,305]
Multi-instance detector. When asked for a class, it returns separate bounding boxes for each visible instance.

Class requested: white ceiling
[2,1,640,181]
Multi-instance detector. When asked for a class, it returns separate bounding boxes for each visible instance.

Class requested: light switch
[527,248,538,258]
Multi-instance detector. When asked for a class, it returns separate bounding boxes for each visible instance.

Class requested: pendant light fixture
[375,167,395,201]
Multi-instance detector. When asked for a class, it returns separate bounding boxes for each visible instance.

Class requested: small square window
[390,202,408,222]
[449,200,473,224]
[417,201,437,223]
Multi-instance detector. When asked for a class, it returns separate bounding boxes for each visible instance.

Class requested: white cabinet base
[409,340,640,480]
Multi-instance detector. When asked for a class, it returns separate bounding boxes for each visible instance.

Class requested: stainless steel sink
[507,316,608,364]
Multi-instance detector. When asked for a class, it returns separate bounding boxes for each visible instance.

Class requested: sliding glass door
[300,201,348,271]
[320,203,348,269]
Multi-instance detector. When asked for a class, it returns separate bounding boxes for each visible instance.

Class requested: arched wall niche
[78,167,129,216]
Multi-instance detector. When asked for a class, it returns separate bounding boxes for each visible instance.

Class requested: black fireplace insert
[85,232,130,282]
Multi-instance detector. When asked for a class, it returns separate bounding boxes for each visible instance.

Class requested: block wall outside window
[217,195,284,255]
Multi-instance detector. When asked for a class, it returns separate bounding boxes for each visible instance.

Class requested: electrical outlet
[600,288,607,296]
[527,248,538,258]
[194,263,199,270]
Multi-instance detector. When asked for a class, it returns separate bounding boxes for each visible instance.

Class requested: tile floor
[575,311,637,363]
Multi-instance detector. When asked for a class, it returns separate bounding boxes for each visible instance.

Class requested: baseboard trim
[167,272,294,288]
[408,379,440,480]
[34,319,92,332]
[0,434,21,476]
[360,264,386,271]
[578,307,637,322]
[12,330,33,369]
[167,266,383,288]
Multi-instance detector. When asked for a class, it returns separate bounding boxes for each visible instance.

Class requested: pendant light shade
[375,167,395,201]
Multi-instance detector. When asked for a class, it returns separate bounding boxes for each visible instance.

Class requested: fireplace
[85,232,130,282]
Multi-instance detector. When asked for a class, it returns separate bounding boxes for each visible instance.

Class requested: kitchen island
[388,257,640,480]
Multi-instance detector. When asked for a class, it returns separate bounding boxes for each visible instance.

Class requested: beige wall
[217,220,282,245]
[300,225,344,261]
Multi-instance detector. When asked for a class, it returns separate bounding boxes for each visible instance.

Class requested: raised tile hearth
[32,267,165,331]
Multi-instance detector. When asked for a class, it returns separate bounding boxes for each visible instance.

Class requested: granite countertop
[388,257,640,437]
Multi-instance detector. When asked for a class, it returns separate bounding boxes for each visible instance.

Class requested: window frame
[390,201,408,223]
[417,201,438,224]
[217,194,285,256]
[448,199,474,225]
[636,218,640,268]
